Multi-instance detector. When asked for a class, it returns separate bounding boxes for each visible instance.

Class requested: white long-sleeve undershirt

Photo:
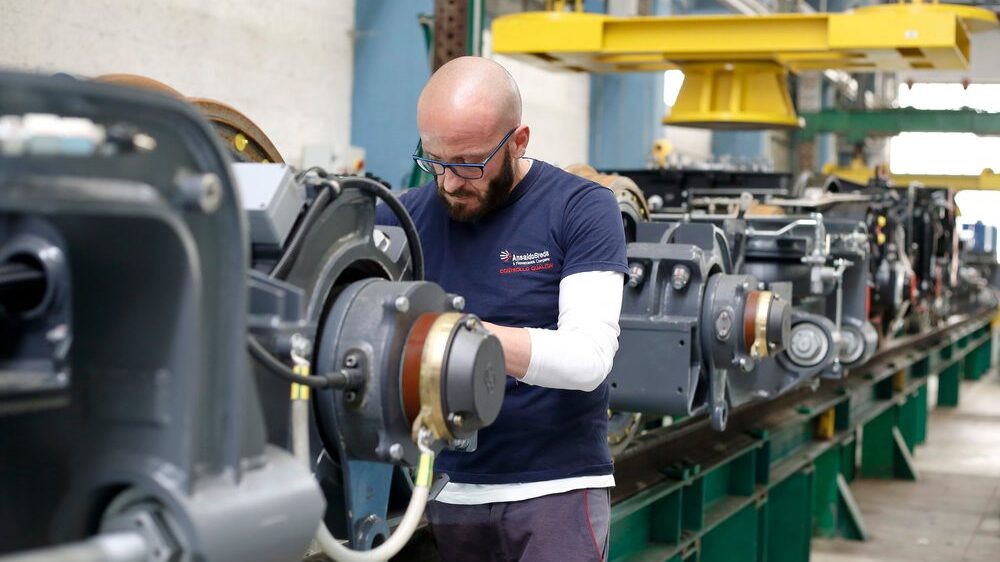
[521,270,625,391]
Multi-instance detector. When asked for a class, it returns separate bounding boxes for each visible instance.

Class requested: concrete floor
[812,370,1000,562]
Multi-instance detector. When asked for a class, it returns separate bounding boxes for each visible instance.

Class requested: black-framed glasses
[412,128,516,180]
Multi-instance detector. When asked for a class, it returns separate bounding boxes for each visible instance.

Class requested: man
[375,56,627,562]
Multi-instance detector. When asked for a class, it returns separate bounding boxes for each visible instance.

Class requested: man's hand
[481,322,531,378]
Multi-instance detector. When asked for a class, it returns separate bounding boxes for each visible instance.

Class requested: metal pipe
[745,218,820,238]
[0,533,148,562]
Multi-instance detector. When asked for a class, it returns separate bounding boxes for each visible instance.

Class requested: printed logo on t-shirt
[498,248,555,275]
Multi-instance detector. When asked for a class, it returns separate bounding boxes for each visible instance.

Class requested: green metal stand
[606,316,996,562]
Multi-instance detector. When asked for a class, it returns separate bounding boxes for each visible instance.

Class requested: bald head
[417,57,522,149]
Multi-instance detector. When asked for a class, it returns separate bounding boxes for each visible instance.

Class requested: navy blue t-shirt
[375,159,628,484]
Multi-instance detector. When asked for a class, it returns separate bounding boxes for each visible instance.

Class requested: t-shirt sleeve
[560,184,629,278]
[374,198,402,227]
[375,186,425,227]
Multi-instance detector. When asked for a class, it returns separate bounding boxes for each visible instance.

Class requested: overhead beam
[801,108,1000,142]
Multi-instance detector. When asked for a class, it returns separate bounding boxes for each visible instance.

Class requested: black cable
[254,172,425,388]
[246,335,358,389]
[270,185,334,279]
[295,166,328,182]
[339,176,425,281]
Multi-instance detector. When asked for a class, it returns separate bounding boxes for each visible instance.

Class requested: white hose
[288,359,435,562]
[314,479,431,562]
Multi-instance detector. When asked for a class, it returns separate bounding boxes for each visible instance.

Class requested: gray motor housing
[0,72,322,561]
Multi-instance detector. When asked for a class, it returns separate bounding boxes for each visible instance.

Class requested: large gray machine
[607,220,838,431]
[0,72,505,562]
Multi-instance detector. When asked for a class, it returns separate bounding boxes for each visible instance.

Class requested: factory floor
[811,368,1000,562]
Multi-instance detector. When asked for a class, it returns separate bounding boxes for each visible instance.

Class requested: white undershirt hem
[433,474,615,505]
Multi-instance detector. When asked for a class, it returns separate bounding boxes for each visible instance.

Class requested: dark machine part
[600,168,793,211]
[0,217,72,415]
[0,72,322,561]
[734,215,879,369]
[241,168,505,550]
[314,280,503,463]
[565,164,650,243]
[608,222,797,431]
[782,311,838,371]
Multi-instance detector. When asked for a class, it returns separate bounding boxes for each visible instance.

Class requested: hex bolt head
[448,413,465,428]
[290,333,312,357]
[175,170,222,214]
[627,262,646,288]
[738,356,754,372]
[451,295,466,311]
[671,264,691,290]
[715,309,733,340]
[394,296,410,313]
[389,443,404,461]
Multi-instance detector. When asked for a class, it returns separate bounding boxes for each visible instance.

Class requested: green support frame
[799,108,1000,143]
[608,318,996,562]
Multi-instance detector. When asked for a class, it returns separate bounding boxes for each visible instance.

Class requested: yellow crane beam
[492,3,994,73]
[491,2,997,129]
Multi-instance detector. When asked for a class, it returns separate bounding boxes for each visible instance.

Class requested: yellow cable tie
[416,453,434,487]
[291,363,311,401]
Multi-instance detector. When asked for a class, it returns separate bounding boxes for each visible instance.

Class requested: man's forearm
[482,322,532,378]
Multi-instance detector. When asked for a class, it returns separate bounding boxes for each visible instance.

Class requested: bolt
[389,443,404,461]
[394,296,410,313]
[738,356,754,372]
[449,413,464,428]
[758,282,766,290]
[671,264,691,290]
[344,355,358,368]
[464,317,478,331]
[742,281,751,291]
[451,295,466,311]
[233,133,249,152]
[175,170,222,214]
[627,262,645,288]
[715,309,733,340]
[46,324,68,343]
[290,333,312,358]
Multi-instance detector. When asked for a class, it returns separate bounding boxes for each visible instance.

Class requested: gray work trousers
[425,488,611,562]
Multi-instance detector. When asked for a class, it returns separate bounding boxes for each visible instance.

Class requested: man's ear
[514,125,530,158]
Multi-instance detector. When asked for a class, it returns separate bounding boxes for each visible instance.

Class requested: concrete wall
[492,54,591,168]
[0,0,355,164]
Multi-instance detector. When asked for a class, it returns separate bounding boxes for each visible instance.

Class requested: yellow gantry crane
[492,1,998,128]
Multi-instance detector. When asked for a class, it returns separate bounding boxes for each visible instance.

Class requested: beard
[436,148,516,222]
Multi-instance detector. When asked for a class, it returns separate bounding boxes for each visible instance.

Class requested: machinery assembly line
[2,1,999,561]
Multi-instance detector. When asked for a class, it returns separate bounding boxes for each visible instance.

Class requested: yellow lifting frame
[492,2,997,128]
[492,2,997,74]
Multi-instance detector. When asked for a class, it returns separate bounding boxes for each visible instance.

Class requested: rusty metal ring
[94,74,284,163]
[409,312,464,442]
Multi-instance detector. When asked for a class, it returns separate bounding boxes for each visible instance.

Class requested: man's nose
[440,167,467,194]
